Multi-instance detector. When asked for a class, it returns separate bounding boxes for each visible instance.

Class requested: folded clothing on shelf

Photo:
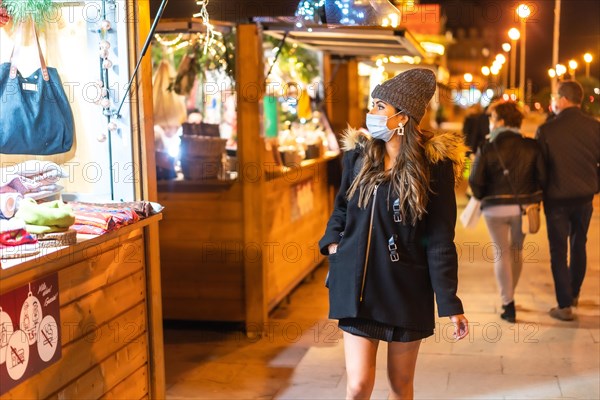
[14,198,75,234]
[68,202,140,235]
[1,161,69,198]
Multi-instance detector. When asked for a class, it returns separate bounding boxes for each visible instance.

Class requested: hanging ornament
[19,286,43,346]
[100,19,111,32]
[0,307,14,365]
[97,132,107,142]
[193,0,215,55]
[99,49,109,59]
[100,97,110,109]
[99,40,111,50]
[102,59,113,69]
[107,121,118,132]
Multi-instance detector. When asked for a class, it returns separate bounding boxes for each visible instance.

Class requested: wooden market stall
[156,22,340,333]
[0,0,165,398]
[155,18,428,334]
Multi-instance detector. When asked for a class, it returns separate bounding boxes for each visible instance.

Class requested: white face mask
[366,111,402,142]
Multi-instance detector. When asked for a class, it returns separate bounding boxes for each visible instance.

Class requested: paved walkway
[164,191,600,399]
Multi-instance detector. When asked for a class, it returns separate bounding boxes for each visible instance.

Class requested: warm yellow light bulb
[517,4,531,19]
[583,53,593,63]
[569,59,578,70]
[508,28,520,41]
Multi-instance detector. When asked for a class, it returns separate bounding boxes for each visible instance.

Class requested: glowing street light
[583,53,593,78]
[502,43,511,53]
[516,3,531,103]
[555,64,567,77]
[508,28,520,90]
[548,68,556,78]
[495,54,506,64]
[569,59,578,78]
[481,66,490,76]
[464,73,473,83]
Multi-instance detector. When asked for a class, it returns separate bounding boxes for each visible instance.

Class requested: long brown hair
[346,117,431,225]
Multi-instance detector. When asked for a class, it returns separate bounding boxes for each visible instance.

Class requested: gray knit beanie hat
[371,68,437,123]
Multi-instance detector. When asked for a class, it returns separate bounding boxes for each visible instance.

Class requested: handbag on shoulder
[0,20,74,155]
[493,141,541,234]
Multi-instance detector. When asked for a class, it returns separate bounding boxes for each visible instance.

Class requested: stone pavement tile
[415,371,452,399]
[180,361,247,384]
[297,343,345,368]
[458,293,497,314]
[589,328,599,343]
[416,353,502,374]
[286,365,345,388]
[557,372,600,399]
[168,379,275,400]
[276,385,345,400]
[446,372,562,399]
[267,346,310,367]
[167,364,293,399]
[502,353,599,376]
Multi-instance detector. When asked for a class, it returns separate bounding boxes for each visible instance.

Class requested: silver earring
[398,123,404,136]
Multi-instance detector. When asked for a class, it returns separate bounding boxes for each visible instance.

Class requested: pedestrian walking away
[319,68,469,400]
[469,101,546,323]
[536,80,600,321]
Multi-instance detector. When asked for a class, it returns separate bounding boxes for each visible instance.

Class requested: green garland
[3,0,53,26]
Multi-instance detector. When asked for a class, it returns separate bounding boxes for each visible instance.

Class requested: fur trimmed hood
[340,126,468,185]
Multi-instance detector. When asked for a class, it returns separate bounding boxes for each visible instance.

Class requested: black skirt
[338,318,433,343]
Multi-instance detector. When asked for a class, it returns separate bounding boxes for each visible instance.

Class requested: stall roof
[261,25,426,59]
[155,18,235,34]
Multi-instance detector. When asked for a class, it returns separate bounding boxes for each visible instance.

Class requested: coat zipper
[360,185,378,302]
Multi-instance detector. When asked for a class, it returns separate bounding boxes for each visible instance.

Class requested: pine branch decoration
[3,0,53,26]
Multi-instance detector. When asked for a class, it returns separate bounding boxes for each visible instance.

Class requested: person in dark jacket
[535,80,600,321]
[319,69,469,400]
[469,101,546,323]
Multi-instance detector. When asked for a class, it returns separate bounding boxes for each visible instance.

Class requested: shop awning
[261,25,426,59]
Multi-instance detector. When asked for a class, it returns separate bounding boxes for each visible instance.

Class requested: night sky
[422,0,600,92]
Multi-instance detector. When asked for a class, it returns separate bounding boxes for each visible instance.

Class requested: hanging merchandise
[0,0,10,27]
[173,40,200,96]
[0,21,74,155]
[153,59,187,128]
[1,0,52,27]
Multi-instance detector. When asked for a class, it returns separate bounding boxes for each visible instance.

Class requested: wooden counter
[0,215,165,399]
[158,155,338,330]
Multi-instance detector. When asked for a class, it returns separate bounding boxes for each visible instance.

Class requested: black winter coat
[319,129,467,331]
[469,129,546,208]
[535,107,600,206]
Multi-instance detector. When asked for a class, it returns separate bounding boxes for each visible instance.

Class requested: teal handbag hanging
[0,22,74,155]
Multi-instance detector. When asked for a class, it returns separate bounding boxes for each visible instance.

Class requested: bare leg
[387,340,421,400]
[343,331,379,400]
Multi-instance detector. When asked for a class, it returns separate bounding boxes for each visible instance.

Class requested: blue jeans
[545,201,594,308]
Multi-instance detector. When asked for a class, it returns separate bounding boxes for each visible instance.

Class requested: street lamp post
[583,53,593,78]
[508,28,520,91]
[568,59,578,79]
[517,4,531,104]
[496,54,507,91]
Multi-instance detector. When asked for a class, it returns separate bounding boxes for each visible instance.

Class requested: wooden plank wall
[157,184,245,321]
[3,235,150,399]
[263,163,328,310]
